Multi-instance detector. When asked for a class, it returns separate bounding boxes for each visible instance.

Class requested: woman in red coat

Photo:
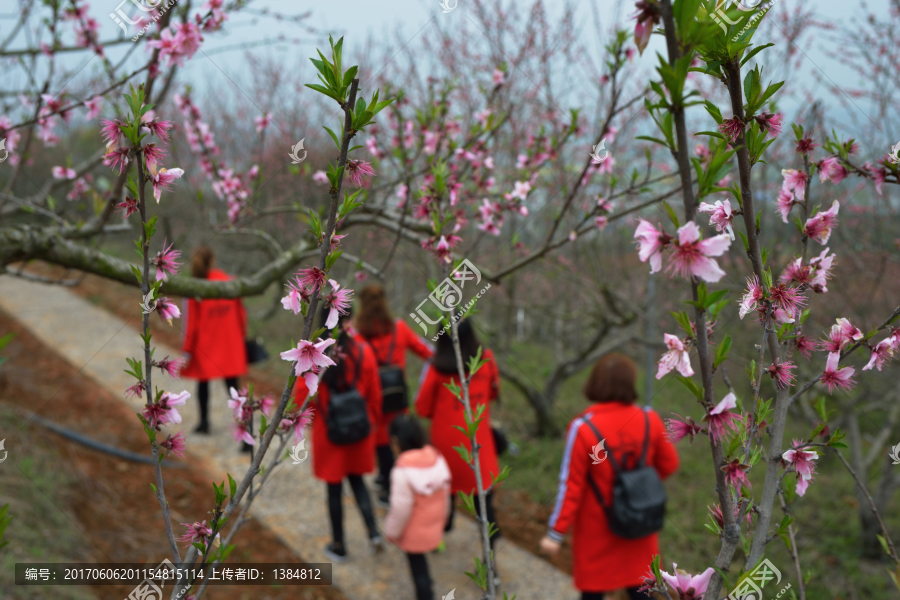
[414,320,502,559]
[293,308,384,563]
[540,353,680,600]
[180,247,248,434]
[356,285,434,505]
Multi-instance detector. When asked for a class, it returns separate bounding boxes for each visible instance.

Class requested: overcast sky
[3,0,892,140]
[173,0,889,136]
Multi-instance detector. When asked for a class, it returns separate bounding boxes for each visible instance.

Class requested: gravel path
[0,275,578,600]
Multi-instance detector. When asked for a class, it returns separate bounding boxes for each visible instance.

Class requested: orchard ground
[0,261,897,599]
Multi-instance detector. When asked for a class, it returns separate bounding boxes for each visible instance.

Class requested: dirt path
[0,275,578,600]
[0,310,344,600]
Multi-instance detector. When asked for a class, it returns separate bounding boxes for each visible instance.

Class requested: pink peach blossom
[667,222,731,283]
[52,166,77,180]
[150,167,185,203]
[818,157,849,184]
[862,338,893,372]
[783,440,818,497]
[704,392,741,443]
[775,188,797,223]
[634,219,671,274]
[820,352,855,393]
[152,240,181,281]
[754,112,783,137]
[804,200,840,244]
[322,280,353,328]
[280,338,337,375]
[657,334,694,379]
[781,169,807,201]
[659,564,714,600]
[697,199,734,240]
[160,431,186,458]
[718,117,745,143]
[738,275,764,319]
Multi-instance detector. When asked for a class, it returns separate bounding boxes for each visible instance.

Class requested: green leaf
[228,473,237,499]
[675,375,704,400]
[740,43,775,67]
[304,83,338,101]
[635,135,671,148]
[661,201,680,228]
[714,336,732,369]
[0,333,14,354]
[322,126,341,150]
[704,289,729,309]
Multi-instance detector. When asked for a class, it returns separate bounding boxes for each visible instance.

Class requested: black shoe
[194,422,209,434]
[322,543,347,563]
[241,442,253,454]
[373,474,386,491]
[375,492,390,509]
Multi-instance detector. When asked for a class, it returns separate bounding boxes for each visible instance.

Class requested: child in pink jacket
[384,414,451,600]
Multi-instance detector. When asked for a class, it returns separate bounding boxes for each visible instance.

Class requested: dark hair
[389,414,427,452]
[432,319,481,375]
[191,246,215,279]
[319,304,356,390]
[582,353,638,404]
[356,285,394,337]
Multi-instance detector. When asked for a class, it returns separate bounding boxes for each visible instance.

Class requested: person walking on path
[293,308,385,562]
[414,319,503,580]
[383,414,451,600]
[180,247,248,434]
[356,285,433,506]
[539,353,680,600]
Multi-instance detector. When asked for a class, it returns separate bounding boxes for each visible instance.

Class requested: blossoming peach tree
[113,37,394,599]
[629,1,900,598]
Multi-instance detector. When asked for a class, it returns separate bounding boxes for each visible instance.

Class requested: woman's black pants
[196,377,239,426]
[326,475,378,547]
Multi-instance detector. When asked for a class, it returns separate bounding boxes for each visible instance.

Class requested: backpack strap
[583,417,618,511]
[348,340,363,385]
[377,325,397,367]
[582,410,650,509]
[583,418,622,475]
[638,409,651,468]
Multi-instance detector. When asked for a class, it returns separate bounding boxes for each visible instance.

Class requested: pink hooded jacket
[383,445,451,553]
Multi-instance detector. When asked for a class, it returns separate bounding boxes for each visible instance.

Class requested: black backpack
[584,411,667,539]
[377,327,408,414]
[324,343,371,445]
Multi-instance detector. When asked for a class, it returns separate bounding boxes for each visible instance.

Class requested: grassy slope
[0,406,95,600]
[35,254,899,599]
[493,341,898,600]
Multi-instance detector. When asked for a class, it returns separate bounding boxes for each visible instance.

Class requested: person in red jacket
[356,285,434,505]
[414,319,502,580]
[180,247,248,434]
[539,353,680,600]
[293,308,384,563]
